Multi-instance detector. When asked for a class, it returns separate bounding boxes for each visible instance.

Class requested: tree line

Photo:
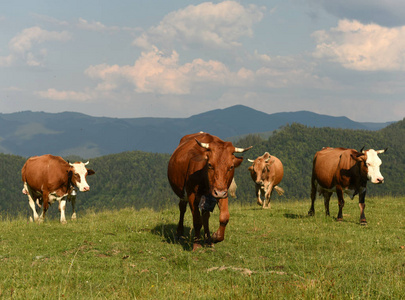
[0,118,403,218]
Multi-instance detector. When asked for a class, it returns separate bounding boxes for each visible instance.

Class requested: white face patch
[365,149,384,184]
[72,162,91,192]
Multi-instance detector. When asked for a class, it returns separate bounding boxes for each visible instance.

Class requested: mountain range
[0,105,394,158]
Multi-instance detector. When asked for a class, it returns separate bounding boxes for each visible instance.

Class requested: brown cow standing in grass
[22,154,95,223]
[308,147,386,225]
[167,132,252,250]
[248,152,284,209]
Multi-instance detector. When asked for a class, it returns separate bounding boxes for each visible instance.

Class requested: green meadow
[0,196,404,299]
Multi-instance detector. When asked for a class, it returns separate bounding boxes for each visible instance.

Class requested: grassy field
[0,196,404,299]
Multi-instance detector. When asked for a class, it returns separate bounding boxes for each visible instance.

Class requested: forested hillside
[0,119,403,218]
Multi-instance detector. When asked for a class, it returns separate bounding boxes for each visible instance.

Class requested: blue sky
[1,0,404,122]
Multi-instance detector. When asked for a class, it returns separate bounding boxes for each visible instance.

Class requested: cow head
[69,161,95,192]
[248,152,275,185]
[196,139,252,199]
[351,149,386,184]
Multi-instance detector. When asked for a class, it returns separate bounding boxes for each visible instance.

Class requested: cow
[308,147,386,225]
[167,132,252,250]
[248,152,284,209]
[21,154,95,224]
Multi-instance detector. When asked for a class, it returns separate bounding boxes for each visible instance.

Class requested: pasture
[0,196,404,299]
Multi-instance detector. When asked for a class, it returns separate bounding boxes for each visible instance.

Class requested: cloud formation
[133,1,264,50]
[313,19,405,71]
[0,26,70,67]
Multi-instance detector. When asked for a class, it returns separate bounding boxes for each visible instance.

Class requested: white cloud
[133,1,265,50]
[313,19,405,71]
[35,88,92,101]
[0,26,71,67]
[77,18,120,32]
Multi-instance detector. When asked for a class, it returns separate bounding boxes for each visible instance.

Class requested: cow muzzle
[213,189,228,199]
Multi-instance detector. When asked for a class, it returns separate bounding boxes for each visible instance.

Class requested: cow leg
[359,191,367,225]
[176,199,188,239]
[212,197,229,244]
[255,185,262,206]
[323,192,332,216]
[336,187,345,221]
[59,198,67,224]
[263,183,274,209]
[202,210,212,246]
[189,196,203,251]
[27,194,39,222]
[39,192,50,223]
[308,178,317,216]
[71,195,77,220]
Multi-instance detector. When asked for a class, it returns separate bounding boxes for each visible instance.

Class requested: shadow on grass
[151,223,194,251]
[283,213,309,219]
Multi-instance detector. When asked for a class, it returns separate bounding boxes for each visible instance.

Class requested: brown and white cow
[21,154,95,223]
[167,132,252,250]
[308,147,386,224]
[248,152,284,209]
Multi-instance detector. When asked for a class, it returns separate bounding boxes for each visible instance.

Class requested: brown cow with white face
[22,154,95,223]
[248,152,284,209]
[167,132,252,250]
[308,147,386,224]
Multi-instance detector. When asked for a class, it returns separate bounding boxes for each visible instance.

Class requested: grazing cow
[21,154,95,223]
[167,132,252,250]
[248,152,284,209]
[308,147,386,224]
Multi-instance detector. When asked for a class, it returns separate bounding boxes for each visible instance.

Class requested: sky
[1,1,405,122]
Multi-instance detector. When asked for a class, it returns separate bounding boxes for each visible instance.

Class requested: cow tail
[274,186,284,196]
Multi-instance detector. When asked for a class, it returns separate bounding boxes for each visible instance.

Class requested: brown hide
[309,147,371,224]
[248,152,284,208]
[167,132,251,250]
[168,132,244,200]
[248,152,283,187]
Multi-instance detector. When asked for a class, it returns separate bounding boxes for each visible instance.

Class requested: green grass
[0,197,404,299]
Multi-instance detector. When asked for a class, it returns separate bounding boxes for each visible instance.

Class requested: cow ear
[233,156,243,168]
[87,169,95,176]
[68,170,73,179]
[350,153,364,162]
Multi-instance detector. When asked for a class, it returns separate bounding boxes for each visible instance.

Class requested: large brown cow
[22,154,95,223]
[308,147,386,224]
[248,152,284,209]
[167,132,252,250]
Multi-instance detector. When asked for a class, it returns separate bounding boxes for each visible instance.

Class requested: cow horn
[360,146,365,153]
[248,159,254,162]
[69,162,74,166]
[377,148,388,154]
[195,139,209,149]
[84,161,90,165]
[234,146,253,153]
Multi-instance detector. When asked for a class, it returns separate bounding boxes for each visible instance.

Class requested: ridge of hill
[0,105,394,158]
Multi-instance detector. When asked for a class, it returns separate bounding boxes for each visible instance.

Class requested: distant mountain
[0,105,394,157]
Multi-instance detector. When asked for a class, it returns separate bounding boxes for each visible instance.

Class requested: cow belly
[316,180,364,200]
[49,192,68,204]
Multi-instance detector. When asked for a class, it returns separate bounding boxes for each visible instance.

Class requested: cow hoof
[60,220,67,225]
[211,233,224,244]
[360,219,367,226]
[337,218,343,222]
[193,243,203,251]
[308,210,315,216]
[256,201,262,206]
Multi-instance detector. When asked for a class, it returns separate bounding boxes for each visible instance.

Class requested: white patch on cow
[71,162,90,192]
[365,149,384,184]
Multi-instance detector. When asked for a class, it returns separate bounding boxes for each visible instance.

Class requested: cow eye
[229,165,234,171]
[208,163,213,169]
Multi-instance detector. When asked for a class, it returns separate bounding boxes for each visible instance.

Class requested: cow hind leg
[27,194,39,222]
[176,199,188,239]
[39,192,50,223]
[308,178,317,216]
[323,192,332,216]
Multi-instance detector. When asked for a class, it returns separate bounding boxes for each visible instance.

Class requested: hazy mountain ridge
[0,105,394,158]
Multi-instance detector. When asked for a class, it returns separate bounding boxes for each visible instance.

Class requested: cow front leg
[176,199,188,239]
[212,197,229,243]
[255,185,262,206]
[263,183,274,209]
[71,194,77,220]
[39,193,50,223]
[188,195,203,251]
[59,199,67,224]
[359,191,367,225]
[336,188,345,221]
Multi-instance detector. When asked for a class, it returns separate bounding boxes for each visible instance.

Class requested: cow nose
[213,189,227,199]
[377,177,384,184]
[83,186,90,191]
